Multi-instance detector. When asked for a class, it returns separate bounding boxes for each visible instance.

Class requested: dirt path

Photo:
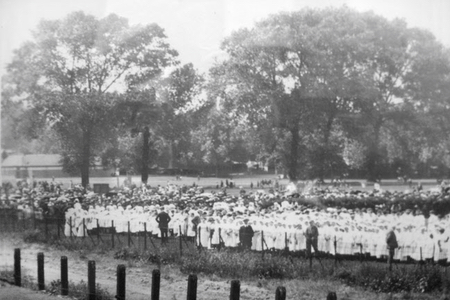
[2,235,443,300]
[0,236,274,300]
[0,282,60,300]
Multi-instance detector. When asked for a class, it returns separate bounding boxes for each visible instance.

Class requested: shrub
[23,229,47,243]
[180,250,311,279]
[335,263,449,294]
[48,279,113,300]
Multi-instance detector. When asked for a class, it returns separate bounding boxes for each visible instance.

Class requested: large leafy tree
[211,7,450,181]
[156,63,204,169]
[108,88,160,183]
[3,11,178,187]
[214,7,373,180]
[349,14,450,181]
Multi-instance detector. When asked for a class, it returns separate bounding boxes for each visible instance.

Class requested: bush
[180,249,449,294]
[23,229,47,243]
[48,279,113,300]
[335,263,450,294]
[114,244,182,265]
[180,250,313,279]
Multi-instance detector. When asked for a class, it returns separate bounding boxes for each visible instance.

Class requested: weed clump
[48,279,113,300]
[335,263,450,294]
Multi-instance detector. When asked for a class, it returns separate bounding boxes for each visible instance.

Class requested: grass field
[3,173,441,194]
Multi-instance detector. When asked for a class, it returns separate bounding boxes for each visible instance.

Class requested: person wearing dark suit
[305,220,319,259]
[156,207,171,244]
[386,226,398,270]
[239,218,254,250]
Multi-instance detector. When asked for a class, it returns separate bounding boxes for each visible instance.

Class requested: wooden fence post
[230,279,240,300]
[218,228,222,251]
[97,219,101,244]
[128,221,131,247]
[83,218,86,239]
[285,232,288,250]
[327,291,337,300]
[61,256,68,295]
[14,248,21,287]
[359,243,363,263]
[88,260,96,300]
[197,227,202,250]
[116,264,126,300]
[37,252,45,290]
[179,225,183,257]
[186,274,197,300]
[70,217,73,239]
[112,220,115,248]
[275,286,286,300]
[261,231,265,259]
[334,236,337,267]
[144,223,148,250]
[151,269,160,300]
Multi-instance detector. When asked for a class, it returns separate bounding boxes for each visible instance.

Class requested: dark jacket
[156,211,171,229]
[239,225,254,246]
[386,230,398,249]
[305,225,319,241]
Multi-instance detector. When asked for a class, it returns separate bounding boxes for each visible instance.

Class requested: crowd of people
[1,179,450,264]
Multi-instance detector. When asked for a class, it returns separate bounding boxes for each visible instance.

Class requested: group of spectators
[1,178,450,264]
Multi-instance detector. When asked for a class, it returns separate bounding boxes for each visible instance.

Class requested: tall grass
[180,250,450,294]
[18,228,450,295]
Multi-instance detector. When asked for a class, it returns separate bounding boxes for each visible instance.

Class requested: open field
[2,174,442,194]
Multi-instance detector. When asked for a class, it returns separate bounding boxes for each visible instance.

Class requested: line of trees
[2,7,450,187]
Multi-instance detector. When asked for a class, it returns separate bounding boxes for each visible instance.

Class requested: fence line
[1,209,448,267]
[4,247,305,300]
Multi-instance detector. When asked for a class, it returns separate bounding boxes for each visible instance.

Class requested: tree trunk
[141,127,150,184]
[168,141,174,169]
[318,115,334,180]
[288,125,299,181]
[366,118,382,182]
[81,131,90,189]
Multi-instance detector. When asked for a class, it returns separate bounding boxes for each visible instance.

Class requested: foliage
[181,250,312,279]
[336,264,449,294]
[22,229,49,244]
[315,192,450,217]
[209,7,450,181]
[154,63,204,169]
[4,11,178,187]
[179,249,449,294]
[48,279,113,300]
[114,244,182,265]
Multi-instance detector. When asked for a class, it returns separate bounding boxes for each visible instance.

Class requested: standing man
[305,220,319,259]
[239,218,254,250]
[156,207,171,244]
[386,226,398,271]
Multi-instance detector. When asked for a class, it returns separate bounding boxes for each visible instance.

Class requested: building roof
[2,154,62,167]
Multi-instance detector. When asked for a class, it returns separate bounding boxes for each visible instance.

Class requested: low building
[1,154,112,179]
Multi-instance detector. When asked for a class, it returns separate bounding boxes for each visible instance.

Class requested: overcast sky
[1,0,449,77]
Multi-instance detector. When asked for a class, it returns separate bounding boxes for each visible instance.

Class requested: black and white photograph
[1,0,450,299]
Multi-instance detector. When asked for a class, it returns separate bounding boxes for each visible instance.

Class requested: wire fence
[1,209,449,268]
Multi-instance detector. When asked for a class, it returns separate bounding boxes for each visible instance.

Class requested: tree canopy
[3,7,450,184]
[209,7,450,180]
[3,11,179,187]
